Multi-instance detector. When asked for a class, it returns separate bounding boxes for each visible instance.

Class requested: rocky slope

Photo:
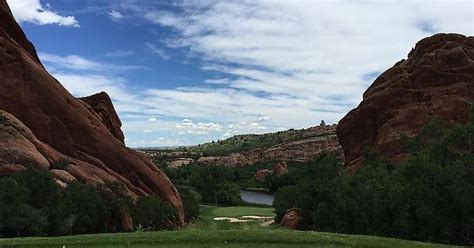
[145,124,342,168]
[337,33,474,168]
[0,0,183,226]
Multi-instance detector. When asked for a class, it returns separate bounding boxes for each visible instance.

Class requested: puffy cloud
[108,10,124,22]
[7,0,79,27]
[176,119,222,135]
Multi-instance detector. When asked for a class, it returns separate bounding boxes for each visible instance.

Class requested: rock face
[167,158,194,168]
[193,125,341,167]
[197,153,249,167]
[80,92,125,144]
[0,0,183,226]
[337,34,474,168]
[280,208,302,230]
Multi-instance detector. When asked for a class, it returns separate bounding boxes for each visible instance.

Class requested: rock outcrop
[197,153,249,167]
[0,0,183,226]
[192,125,341,167]
[337,33,474,168]
[80,92,125,144]
[255,169,272,182]
[272,161,288,177]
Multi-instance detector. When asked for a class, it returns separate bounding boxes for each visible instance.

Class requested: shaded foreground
[0,229,453,248]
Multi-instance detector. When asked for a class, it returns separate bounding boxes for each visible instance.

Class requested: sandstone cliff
[0,0,183,225]
[337,33,474,168]
[146,124,342,168]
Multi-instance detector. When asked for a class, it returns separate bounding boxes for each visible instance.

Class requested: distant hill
[141,124,342,168]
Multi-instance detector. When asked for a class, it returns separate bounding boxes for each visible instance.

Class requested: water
[240,190,274,205]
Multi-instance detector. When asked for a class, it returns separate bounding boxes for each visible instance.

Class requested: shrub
[50,160,69,170]
[60,182,110,235]
[132,196,178,231]
[216,183,241,205]
[0,177,48,237]
[180,190,201,223]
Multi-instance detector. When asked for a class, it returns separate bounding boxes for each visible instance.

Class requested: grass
[0,229,453,248]
[195,205,275,230]
[0,206,456,248]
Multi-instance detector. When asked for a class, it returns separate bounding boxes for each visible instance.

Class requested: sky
[6,0,473,147]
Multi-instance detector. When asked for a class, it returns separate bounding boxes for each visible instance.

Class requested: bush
[180,190,201,223]
[50,160,69,170]
[132,196,178,231]
[0,177,48,237]
[60,182,110,235]
[216,183,241,205]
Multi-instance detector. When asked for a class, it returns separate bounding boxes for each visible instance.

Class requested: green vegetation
[0,229,452,247]
[49,159,69,170]
[0,113,6,124]
[133,196,178,230]
[273,116,474,245]
[0,205,450,247]
[0,168,175,238]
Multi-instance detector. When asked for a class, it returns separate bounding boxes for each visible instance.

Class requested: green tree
[132,196,178,231]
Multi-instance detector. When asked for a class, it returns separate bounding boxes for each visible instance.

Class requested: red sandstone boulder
[280,208,302,230]
[0,0,183,226]
[255,169,272,182]
[272,161,288,176]
[337,33,474,168]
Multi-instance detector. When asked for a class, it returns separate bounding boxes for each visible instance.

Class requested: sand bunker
[213,217,253,223]
[213,215,274,223]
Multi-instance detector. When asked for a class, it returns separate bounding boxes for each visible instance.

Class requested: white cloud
[38,1,473,147]
[145,42,170,60]
[7,0,79,27]
[40,53,144,72]
[143,129,152,133]
[148,117,158,122]
[104,50,135,58]
[108,10,124,22]
[176,119,222,135]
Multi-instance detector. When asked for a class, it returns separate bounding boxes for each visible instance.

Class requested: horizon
[7,0,473,147]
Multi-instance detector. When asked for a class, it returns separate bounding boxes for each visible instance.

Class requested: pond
[240,190,274,206]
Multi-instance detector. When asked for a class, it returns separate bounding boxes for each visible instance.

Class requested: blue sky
[7,0,473,147]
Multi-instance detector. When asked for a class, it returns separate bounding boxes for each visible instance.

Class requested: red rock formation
[255,169,272,182]
[80,92,125,143]
[0,0,183,225]
[337,33,474,168]
[197,153,249,167]
[280,208,302,230]
[272,161,288,176]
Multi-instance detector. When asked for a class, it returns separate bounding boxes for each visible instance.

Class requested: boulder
[280,208,302,230]
[255,169,272,182]
[272,161,288,176]
[337,33,474,168]
[0,0,183,226]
